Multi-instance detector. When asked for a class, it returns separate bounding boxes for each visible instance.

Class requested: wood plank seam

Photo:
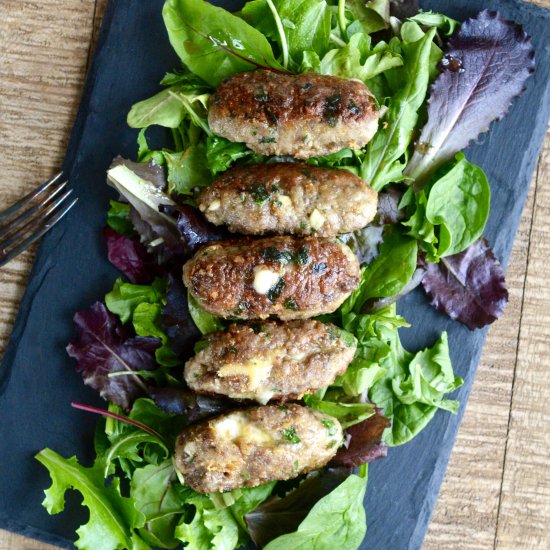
[492,149,542,550]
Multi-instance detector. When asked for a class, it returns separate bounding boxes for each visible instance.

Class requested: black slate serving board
[0,1,549,548]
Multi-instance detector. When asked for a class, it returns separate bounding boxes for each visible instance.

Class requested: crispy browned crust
[208,71,379,158]
[197,162,378,236]
[182,236,360,320]
[174,403,343,493]
[184,320,356,402]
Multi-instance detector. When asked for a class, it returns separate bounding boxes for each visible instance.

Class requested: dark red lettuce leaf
[421,238,508,330]
[66,302,160,409]
[377,185,405,225]
[406,10,535,183]
[148,386,232,423]
[104,227,162,284]
[331,409,390,467]
[162,272,201,359]
[390,0,419,20]
[245,467,353,548]
[160,204,229,254]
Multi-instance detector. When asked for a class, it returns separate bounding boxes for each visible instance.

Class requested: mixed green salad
[35,0,534,548]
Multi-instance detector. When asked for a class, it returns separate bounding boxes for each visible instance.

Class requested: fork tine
[0,179,68,239]
[0,172,64,223]
[0,196,78,268]
[1,188,74,250]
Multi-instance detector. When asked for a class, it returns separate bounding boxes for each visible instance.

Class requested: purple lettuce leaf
[148,386,233,423]
[421,238,508,330]
[331,409,390,467]
[66,302,161,409]
[245,467,353,548]
[390,0,419,20]
[162,272,202,358]
[405,10,535,183]
[104,227,162,284]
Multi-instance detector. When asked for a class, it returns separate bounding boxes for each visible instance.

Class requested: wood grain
[0,1,548,549]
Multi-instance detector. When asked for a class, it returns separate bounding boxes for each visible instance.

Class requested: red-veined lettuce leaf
[331,409,390,467]
[66,302,160,408]
[421,238,508,329]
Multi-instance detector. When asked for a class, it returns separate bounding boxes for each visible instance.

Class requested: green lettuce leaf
[106,278,178,367]
[345,305,463,446]
[241,0,332,68]
[343,226,418,313]
[188,292,225,335]
[36,449,148,550]
[263,473,368,550]
[131,460,183,549]
[360,27,437,191]
[163,0,284,87]
[107,200,135,237]
[163,144,212,197]
[206,135,259,176]
[175,492,240,550]
[319,33,403,82]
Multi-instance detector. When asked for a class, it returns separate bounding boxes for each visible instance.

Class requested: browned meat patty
[185,320,356,403]
[208,71,379,159]
[182,236,360,320]
[197,162,378,236]
[174,403,343,493]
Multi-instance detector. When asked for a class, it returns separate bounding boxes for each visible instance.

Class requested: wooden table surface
[0,1,548,549]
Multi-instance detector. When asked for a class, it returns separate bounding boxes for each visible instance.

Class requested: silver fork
[0,173,77,268]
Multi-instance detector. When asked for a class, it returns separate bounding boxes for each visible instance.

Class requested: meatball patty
[182,236,360,320]
[175,404,343,493]
[208,71,379,159]
[198,162,378,236]
[185,320,357,403]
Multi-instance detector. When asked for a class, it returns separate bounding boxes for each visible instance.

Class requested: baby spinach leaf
[403,154,490,261]
[242,0,332,68]
[131,461,182,549]
[405,10,535,183]
[245,468,353,548]
[263,473,368,550]
[36,449,147,550]
[425,153,490,257]
[163,0,284,87]
[421,237,508,329]
[347,0,391,35]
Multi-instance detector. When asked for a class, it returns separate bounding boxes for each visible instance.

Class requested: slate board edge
[0,1,117,548]
[0,0,549,549]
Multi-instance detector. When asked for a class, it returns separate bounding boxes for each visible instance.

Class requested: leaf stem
[71,402,166,443]
[338,0,347,37]
[330,32,347,48]
[266,0,289,69]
